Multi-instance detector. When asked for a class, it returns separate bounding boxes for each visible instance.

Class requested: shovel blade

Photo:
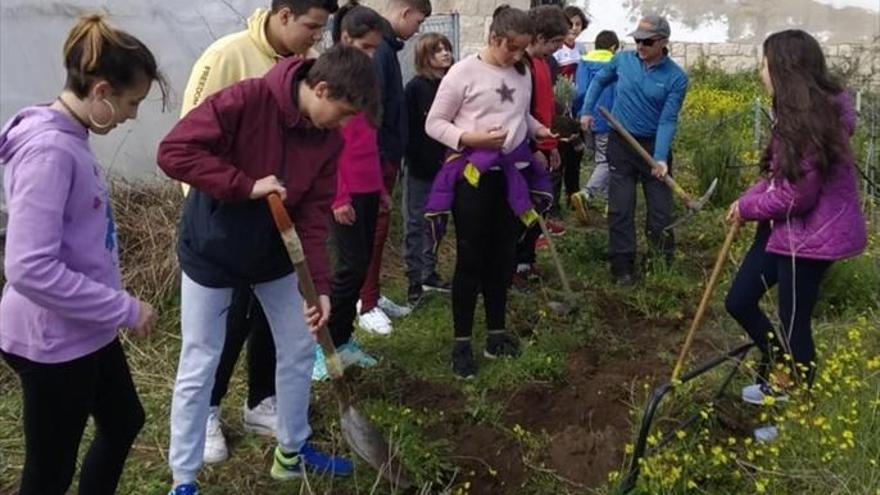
[341,405,413,489]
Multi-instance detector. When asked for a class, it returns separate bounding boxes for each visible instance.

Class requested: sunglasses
[635,38,660,47]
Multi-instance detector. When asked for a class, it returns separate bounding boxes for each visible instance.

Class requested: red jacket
[158,58,341,292]
[529,55,558,152]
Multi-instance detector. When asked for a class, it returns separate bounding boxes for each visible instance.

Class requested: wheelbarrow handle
[266,193,345,381]
[597,106,696,208]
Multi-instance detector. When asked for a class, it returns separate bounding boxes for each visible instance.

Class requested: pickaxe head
[664,178,719,231]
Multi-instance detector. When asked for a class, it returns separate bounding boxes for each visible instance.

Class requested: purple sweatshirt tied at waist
[424,140,552,251]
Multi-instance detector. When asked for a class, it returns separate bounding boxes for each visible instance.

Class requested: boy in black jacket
[356,0,432,333]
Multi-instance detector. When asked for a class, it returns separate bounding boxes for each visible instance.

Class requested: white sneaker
[377,295,412,318]
[356,305,393,335]
[754,424,779,443]
[242,396,277,436]
[203,407,228,464]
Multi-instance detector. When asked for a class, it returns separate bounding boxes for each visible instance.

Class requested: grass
[1,181,877,494]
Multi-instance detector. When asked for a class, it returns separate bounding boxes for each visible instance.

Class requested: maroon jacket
[158,58,341,292]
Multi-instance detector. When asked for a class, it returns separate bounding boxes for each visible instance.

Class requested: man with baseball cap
[579,13,688,285]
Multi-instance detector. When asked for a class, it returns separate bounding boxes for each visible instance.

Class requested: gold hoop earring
[88,99,117,130]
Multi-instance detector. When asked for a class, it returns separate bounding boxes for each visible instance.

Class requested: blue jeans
[170,272,315,483]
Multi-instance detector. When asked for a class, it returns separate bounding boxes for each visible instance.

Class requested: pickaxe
[597,106,717,230]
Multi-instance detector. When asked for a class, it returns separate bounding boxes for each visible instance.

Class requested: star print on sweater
[496,81,516,103]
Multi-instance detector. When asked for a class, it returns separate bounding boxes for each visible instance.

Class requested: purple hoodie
[738,92,867,260]
[0,106,140,363]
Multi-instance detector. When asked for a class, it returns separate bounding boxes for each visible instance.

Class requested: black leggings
[2,339,145,495]
[329,193,380,347]
[452,171,522,339]
[725,224,832,382]
[210,287,276,409]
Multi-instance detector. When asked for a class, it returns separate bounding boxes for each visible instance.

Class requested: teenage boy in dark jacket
[356,0,432,333]
[158,45,380,495]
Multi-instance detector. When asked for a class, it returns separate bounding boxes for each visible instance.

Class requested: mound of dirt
[453,425,526,493]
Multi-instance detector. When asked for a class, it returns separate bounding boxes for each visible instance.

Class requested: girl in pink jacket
[725,30,866,415]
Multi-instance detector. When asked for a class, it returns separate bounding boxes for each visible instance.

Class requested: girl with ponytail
[0,14,167,494]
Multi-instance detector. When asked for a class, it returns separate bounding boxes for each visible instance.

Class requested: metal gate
[398,13,460,84]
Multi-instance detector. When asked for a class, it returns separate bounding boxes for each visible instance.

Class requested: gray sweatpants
[584,132,610,198]
[402,168,438,285]
[170,272,314,484]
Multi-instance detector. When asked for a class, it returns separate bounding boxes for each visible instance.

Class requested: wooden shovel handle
[597,106,696,208]
[266,193,345,380]
[671,221,742,381]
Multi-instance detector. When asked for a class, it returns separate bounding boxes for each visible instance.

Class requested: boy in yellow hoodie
[177,0,339,465]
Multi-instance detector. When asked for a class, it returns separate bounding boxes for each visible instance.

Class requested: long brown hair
[63,13,168,108]
[414,32,453,78]
[762,30,847,181]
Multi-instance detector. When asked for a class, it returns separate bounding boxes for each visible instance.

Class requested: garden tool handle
[266,193,345,381]
[671,220,742,382]
[536,216,574,298]
[597,106,697,209]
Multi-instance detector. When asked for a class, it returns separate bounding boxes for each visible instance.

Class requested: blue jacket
[373,20,407,165]
[582,50,688,162]
[575,49,616,134]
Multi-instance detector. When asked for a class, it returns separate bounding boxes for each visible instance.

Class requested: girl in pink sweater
[314,1,388,381]
[425,6,555,378]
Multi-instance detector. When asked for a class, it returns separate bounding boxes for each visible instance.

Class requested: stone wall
[666,41,880,88]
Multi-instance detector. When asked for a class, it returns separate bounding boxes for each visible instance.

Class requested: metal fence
[319,13,460,84]
[399,14,460,84]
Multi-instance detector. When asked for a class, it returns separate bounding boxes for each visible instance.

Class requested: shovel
[536,216,577,316]
[266,193,412,488]
[670,220,741,381]
[598,106,718,229]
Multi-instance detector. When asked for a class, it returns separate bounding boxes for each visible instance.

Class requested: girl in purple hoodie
[0,14,167,495]
[725,30,867,411]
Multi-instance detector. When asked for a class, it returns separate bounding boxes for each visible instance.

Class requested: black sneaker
[452,340,477,379]
[484,331,520,359]
[422,273,452,293]
[407,282,423,306]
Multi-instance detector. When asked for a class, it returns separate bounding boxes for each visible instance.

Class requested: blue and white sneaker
[338,340,379,369]
[168,483,199,495]
[742,383,789,405]
[754,424,779,443]
[270,443,354,479]
[312,347,329,381]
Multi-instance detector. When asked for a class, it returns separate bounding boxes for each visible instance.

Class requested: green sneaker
[270,446,304,480]
[270,444,354,479]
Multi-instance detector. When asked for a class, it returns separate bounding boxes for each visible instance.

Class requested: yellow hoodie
[180,8,280,117]
[179,8,319,193]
